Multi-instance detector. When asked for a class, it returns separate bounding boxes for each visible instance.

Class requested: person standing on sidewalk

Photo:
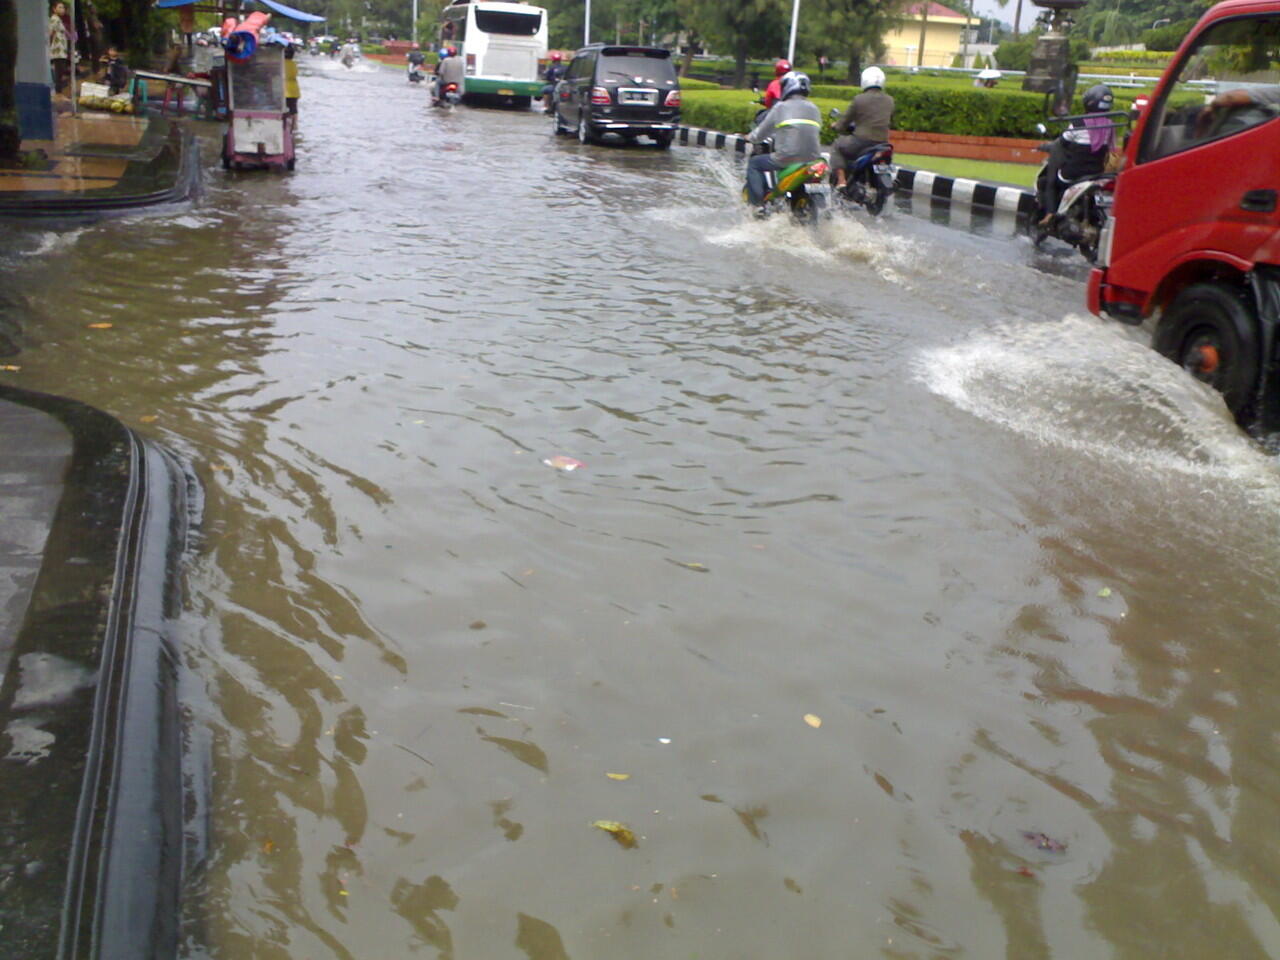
[49,2,71,94]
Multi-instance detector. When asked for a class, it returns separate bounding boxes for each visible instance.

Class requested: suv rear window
[474,9,542,35]
[598,53,676,86]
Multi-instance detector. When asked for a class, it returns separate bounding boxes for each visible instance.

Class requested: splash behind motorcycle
[827,109,895,215]
[1031,111,1129,262]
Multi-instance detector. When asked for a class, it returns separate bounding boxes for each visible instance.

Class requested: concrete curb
[675,125,1036,217]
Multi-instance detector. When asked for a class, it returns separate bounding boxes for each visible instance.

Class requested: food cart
[221,18,295,171]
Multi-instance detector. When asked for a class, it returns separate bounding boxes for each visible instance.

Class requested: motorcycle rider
[745,71,822,211]
[760,58,791,111]
[829,66,894,193]
[434,46,464,105]
[542,50,564,110]
[1037,83,1116,225]
[407,41,426,82]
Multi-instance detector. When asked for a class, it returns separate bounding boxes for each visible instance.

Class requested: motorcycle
[432,80,461,107]
[744,156,830,224]
[341,53,355,68]
[1030,114,1127,262]
[408,62,426,84]
[827,109,895,215]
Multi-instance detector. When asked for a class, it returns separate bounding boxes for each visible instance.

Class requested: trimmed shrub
[1140,19,1197,52]
[1092,48,1173,63]
[678,77,720,90]
[683,84,1143,141]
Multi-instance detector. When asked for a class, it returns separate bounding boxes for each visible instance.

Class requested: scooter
[341,52,355,69]
[1030,114,1128,262]
[408,63,426,84]
[827,109,895,215]
[1031,159,1115,263]
[432,79,461,107]
[744,156,830,224]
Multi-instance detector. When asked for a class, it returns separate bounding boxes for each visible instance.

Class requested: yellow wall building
[882,1,976,68]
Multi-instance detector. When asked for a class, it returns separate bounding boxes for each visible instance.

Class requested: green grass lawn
[894,153,1039,188]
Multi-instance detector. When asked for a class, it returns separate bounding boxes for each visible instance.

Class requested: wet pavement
[4,54,1280,960]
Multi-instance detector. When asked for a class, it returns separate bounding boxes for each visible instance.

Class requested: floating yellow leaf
[88,322,113,329]
[803,713,822,728]
[592,820,638,849]
[0,364,20,372]
[139,415,158,423]
[1097,587,1112,598]
[605,772,631,781]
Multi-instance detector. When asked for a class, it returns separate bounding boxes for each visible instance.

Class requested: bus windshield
[474,9,542,35]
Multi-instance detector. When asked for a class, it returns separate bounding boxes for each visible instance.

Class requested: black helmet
[780,70,811,100]
[1083,83,1114,113]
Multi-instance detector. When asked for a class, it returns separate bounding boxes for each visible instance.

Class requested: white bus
[439,1,548,105]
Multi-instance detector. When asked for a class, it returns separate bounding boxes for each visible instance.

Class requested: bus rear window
[474,9,542,34]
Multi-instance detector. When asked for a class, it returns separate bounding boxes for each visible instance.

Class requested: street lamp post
[585,0,591,44]
[412,0,418,45]
[787,0,800,63]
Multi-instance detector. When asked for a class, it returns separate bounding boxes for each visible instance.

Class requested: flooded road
[6,56,1280,959]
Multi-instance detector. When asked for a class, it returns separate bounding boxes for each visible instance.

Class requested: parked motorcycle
[744,157,830,224]
[825,111,895,216]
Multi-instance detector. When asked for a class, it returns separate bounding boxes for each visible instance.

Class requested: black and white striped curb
[676,125,1036,217]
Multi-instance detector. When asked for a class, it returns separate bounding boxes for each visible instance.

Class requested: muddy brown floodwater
[5,56,1280,960]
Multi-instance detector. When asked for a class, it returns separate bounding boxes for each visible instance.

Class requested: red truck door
[1109,12,1280,297]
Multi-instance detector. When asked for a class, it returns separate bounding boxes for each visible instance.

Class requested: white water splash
[915,313,1280,495]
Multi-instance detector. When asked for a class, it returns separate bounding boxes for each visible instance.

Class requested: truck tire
[1153,282,1261,421]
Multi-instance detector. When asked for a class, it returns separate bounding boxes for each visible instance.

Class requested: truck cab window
[1140,15,1280,162]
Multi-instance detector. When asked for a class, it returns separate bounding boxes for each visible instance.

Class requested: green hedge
[1077,62,1164,77]
[1092,49,1172,63]
[683,84,1142,140]
[678,77,720,90]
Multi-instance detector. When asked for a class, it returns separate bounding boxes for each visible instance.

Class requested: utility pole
[962,0,971,64]
[412,0,418,45]
[787,0,800,63]
[585,0,591,44]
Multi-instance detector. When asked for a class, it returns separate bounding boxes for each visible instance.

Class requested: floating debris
[592,820,638,849]
[543,455,584,472]
[1022,831,1067,853]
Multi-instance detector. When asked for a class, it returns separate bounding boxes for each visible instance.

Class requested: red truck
[1087,0,1280,428]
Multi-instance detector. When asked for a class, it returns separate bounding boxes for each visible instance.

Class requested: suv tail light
[591,86,611,104]
[465,53,475,76]
[665,89,681,107]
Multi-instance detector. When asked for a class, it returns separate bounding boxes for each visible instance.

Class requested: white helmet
[861,66,885,90]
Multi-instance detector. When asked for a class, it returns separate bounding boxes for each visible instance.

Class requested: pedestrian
[48,1,71,94]
[284,43,300,120]
[818,54,828,78]
[103,45,129,95]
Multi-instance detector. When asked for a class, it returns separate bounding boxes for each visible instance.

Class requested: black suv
[552,45,681,148]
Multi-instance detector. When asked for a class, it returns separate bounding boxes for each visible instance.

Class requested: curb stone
[675,125,1036,217]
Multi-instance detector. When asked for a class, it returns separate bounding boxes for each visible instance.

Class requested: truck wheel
[1153,282,1261,421]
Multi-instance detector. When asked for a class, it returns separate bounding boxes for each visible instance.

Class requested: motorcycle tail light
[875,149,893,162]
[591,86,611,104]
[809,160,828,178]
[665,89,681,107]
[1101,178,1117,191]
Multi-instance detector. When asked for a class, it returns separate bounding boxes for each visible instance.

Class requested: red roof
[904,1,967,18]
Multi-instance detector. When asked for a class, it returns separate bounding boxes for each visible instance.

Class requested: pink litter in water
[543,455,585,472]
